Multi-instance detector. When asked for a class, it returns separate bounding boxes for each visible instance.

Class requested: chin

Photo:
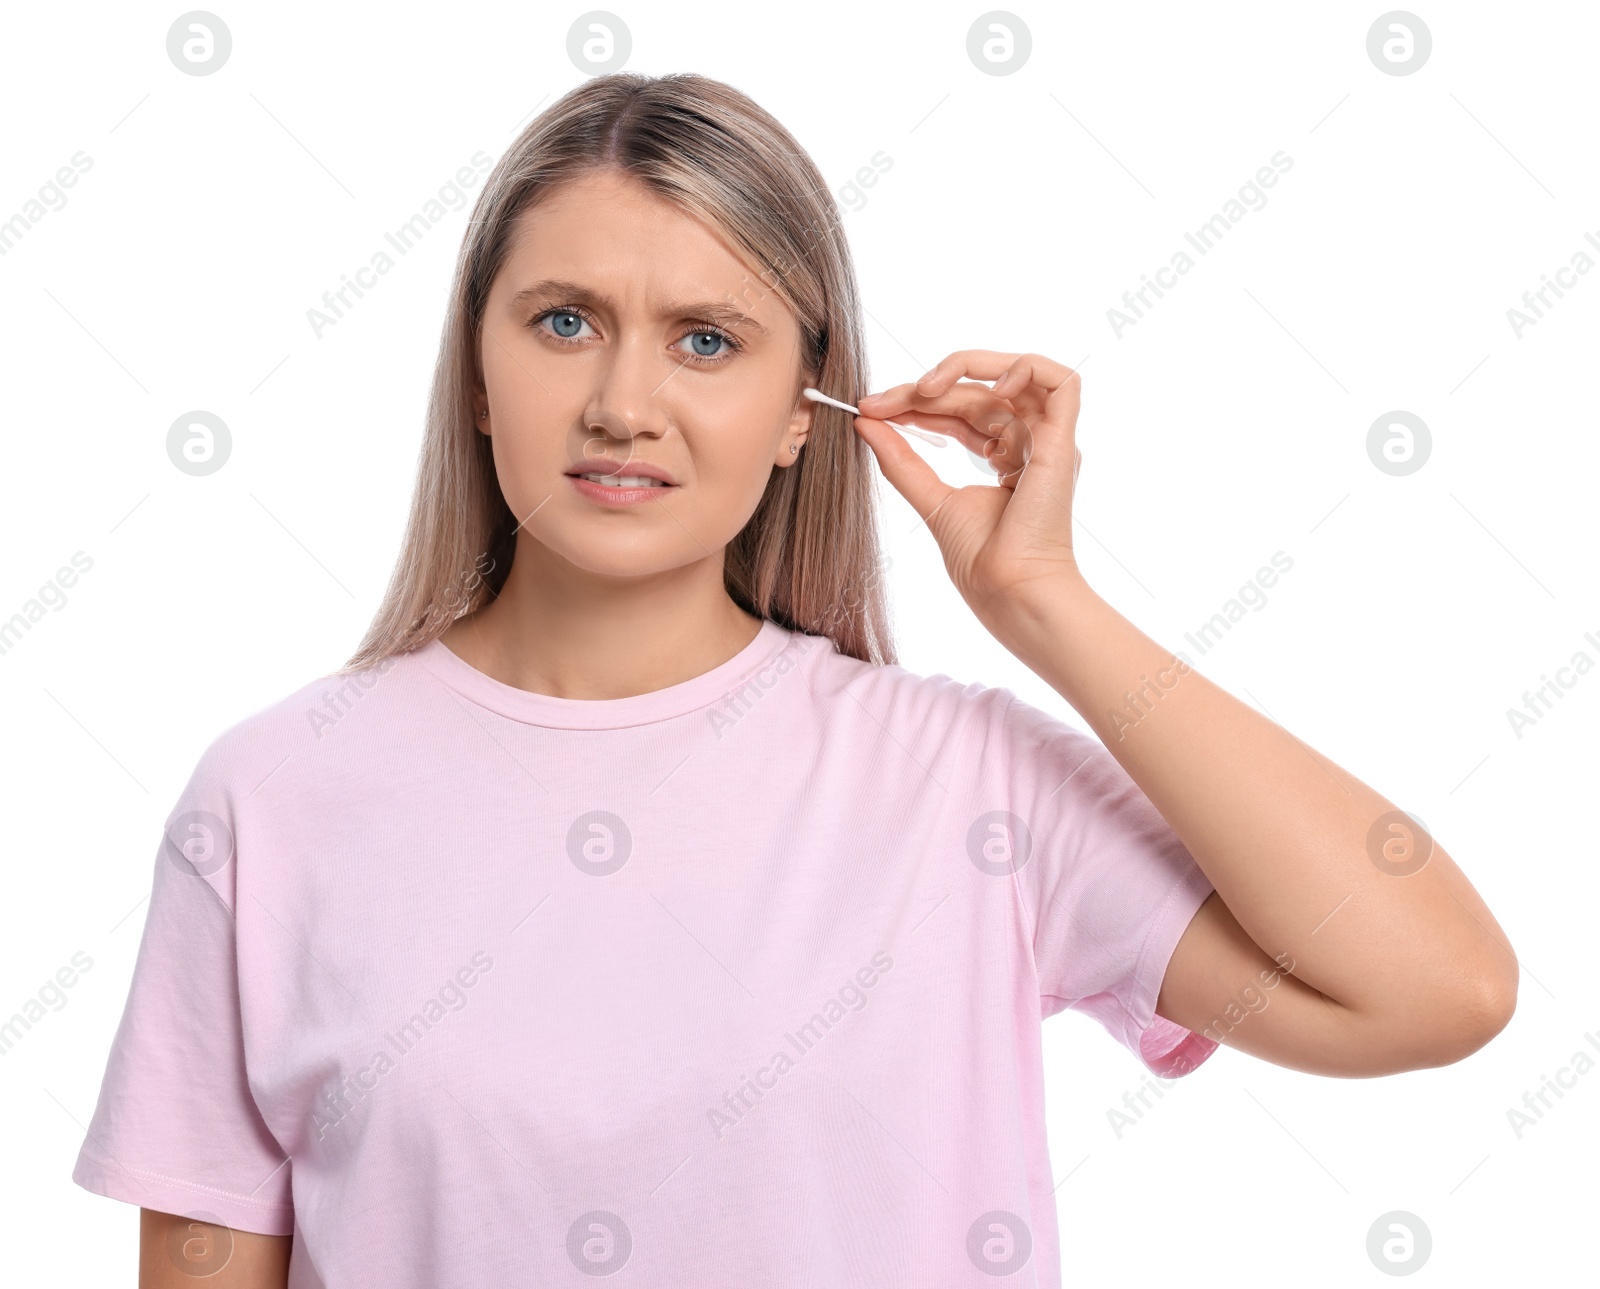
[541,531,698,581]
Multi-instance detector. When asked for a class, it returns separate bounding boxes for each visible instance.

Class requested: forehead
[500,171,774,311]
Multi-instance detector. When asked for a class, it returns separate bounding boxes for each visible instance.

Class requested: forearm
[994,575,1518,1024]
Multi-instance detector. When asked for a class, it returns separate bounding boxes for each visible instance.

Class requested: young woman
[74,73,1516,1288]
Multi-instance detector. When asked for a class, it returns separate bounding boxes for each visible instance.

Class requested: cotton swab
[802,387,947,448]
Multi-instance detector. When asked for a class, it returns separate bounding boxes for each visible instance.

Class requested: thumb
[854,416,954,526]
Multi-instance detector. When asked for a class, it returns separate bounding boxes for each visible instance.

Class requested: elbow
[1412,963,1519,1069]
[1349,963,1519,1075]
[1472,961,1519,1047]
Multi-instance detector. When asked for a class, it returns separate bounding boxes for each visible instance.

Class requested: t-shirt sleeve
[71,742,294,1235]
[998,692,1220,1078]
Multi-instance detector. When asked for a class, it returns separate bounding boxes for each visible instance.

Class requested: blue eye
[545,310,587,339]
[684,331,727,357]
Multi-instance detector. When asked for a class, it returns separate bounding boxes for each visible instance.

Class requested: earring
[479,410,488,419]
[790,443,798,454]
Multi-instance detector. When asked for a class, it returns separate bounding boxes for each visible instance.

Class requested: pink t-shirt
[73,618,1217,1286]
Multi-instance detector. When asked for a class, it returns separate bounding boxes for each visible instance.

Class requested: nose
[580,336,671,466]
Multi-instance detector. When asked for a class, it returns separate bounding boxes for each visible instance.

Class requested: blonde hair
[340,72,895,674]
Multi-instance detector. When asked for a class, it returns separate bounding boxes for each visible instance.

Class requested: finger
[916,386,1036,484]
[983,436,1026,492]
[918,349,1073,395]
[861,379,1007,422]
[991,352,1080,400]
[874,379,1037,487]
[923,351,1079,430]
[980,416,1035,492]
[879,409,997,458]
[928,353,1080,476]
[991,354,1081,435]
[854,379,957,419]
[852,416,956,523]
[859,381,1022,447]
[915,350,1022,392]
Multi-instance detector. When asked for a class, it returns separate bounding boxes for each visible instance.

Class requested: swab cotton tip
[801,387,853,413]
[802,387,947,448]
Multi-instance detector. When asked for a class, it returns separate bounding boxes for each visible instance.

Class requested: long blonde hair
[341,72,895,674]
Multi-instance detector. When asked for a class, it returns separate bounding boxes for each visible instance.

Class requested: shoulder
[789,627,1027,743]
[177,648,421,811]
[996,685,1104,759]
[810,629,1109,783]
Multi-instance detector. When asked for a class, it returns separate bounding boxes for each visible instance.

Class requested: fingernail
[916,366,940,387]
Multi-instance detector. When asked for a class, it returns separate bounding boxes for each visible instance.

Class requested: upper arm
[1155,890,1508,1077]
[140,1209,291,1288]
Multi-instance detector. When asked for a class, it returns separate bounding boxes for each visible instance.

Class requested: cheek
[484,412,560,515]
[690,408,783,505]
[481,341,572,486]
[484,320,567,407]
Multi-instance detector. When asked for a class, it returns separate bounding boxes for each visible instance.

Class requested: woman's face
[475,169,815,581]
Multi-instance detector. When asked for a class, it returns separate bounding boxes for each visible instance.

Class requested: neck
[438,538,762,701]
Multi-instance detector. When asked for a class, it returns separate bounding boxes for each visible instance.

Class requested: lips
[565,460,678,487]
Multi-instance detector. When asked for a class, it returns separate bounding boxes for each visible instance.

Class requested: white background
[2,1,1595,1283]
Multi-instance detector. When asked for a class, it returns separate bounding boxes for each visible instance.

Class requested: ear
[776,391,816,468]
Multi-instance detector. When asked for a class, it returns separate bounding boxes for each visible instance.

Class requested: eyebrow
[509,278,771,336]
